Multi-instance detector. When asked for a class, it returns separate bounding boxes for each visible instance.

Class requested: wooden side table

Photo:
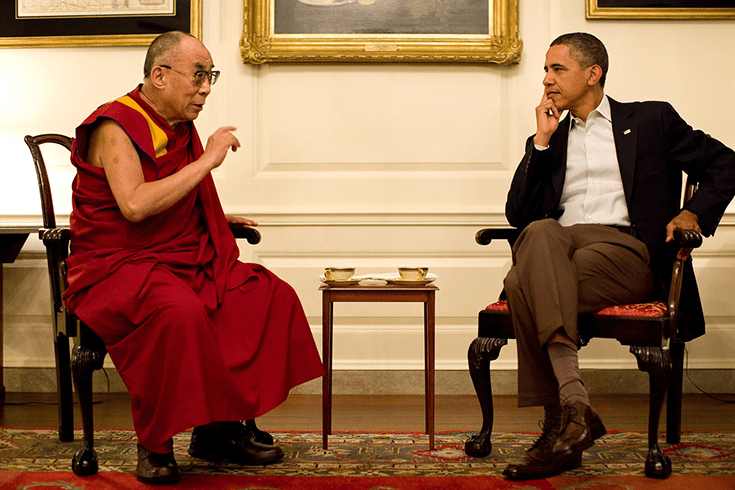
[320,283,438,450]
[0,226,38,398]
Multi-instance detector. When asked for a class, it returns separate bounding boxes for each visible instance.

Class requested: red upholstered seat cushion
[484,300,510,312]
[484,300,667,318]
[593,302,667,318]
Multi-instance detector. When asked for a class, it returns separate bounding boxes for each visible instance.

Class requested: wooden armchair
[464,179,702,480]
[24,133,262,476]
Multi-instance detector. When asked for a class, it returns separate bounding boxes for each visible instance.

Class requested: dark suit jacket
[506,97,735,341]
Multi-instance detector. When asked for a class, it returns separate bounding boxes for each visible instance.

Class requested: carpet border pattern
[0,429,733,477]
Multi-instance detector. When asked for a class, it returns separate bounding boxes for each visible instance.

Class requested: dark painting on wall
[242,0,522,64]
[1,0,199,48]
[588,0,735,18]
[273,0,489,35]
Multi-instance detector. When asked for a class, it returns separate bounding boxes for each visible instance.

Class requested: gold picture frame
[587,0,735,20]
[240,0,521,64]
[1,0,201,48]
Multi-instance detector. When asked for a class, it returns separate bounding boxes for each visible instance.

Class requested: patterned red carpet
[0,429,733,489]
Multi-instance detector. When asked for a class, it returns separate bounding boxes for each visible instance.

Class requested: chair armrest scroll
[476,227,520,246]
[228,223,261,245]
[39,226,71,245]
[665,229,703,342]
[672,228,702,249]
[38,227,75,336]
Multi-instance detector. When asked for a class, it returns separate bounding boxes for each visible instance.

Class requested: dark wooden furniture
[24,133,262,476]
[320,283,437,450]
[464,180,702,480]
[0,226,39,400]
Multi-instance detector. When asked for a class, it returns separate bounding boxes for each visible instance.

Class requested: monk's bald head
[143,31,196,79]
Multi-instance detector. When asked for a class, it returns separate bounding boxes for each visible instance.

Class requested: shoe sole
[591,418,607,441]
[503,456,583,481]
[135,473,180,485]
[188,448,284,466]
[553,419,607,470]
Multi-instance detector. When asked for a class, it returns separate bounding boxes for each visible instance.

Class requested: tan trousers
[503,219,654,407]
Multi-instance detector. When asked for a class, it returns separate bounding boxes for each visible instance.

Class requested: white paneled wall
[2,1,735,382]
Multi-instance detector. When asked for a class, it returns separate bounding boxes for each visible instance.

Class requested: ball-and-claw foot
[464,432,492,457]
[72,448,99,476]
[645,447,672,479]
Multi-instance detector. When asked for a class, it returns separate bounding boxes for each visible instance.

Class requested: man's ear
[587,65,603,87]
[148,66,167,90]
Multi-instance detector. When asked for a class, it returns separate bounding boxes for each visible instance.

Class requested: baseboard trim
[3,368,735,396]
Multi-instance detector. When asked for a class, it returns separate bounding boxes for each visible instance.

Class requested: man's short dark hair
[143,31,191,79]
[551,32,609,88]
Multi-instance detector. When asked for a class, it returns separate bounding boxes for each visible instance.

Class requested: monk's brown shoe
[136,443,180,485]
[189,421,284,465]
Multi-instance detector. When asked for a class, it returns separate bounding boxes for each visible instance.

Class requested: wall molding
[7,212,735,227]
[4,367,734,396]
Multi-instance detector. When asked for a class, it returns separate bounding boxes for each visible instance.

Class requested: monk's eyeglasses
[160,65,220,86]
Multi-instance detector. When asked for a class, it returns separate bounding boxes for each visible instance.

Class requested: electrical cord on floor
[101,366,111,395]
[2,367,111,406]
[685,347,735,403]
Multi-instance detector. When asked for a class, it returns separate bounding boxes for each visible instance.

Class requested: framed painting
[0,0,200,48]
[587,0,735,19]
[241,0,521,64]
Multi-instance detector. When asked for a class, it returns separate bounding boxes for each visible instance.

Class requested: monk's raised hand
[205,126,241,169]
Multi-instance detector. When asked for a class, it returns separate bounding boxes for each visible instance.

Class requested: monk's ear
[148,66,167,89]
[587,64,603,87]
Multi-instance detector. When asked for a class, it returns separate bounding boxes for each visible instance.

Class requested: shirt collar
[570,95,611,128]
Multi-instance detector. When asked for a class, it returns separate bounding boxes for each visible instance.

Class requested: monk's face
[160,37,214,124]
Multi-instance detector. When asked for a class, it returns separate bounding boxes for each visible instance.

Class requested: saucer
[385,277,435,286]
[321,278,361,286]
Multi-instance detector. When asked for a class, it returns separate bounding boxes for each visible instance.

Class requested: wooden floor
[2,392,734,434]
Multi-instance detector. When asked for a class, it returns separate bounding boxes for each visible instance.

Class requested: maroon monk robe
[64,86,324,453]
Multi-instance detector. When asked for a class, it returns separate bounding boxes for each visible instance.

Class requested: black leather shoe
[189,421,284,465]
[552,400,606,464]
[246,419,274,446]
[136,443,180,485]
[503,419,582,481]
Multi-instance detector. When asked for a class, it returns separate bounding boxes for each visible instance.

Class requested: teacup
[398,267,428,281]
[324,267,355,281]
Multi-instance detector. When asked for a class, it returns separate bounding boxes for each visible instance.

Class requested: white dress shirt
[556,96,631,227]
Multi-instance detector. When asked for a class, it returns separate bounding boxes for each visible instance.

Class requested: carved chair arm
[666,228,703,341]
[476,227,702,248]
[475,227,521,246]
[39,226,71,245]
[672,228,702,249]
[228,223,261,245]
[38,227,76,336]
